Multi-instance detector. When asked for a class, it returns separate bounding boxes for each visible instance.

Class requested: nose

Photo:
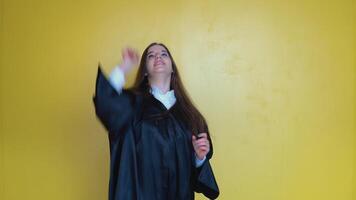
[155,54,162,59]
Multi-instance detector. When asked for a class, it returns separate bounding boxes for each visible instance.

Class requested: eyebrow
[147,50,168,55]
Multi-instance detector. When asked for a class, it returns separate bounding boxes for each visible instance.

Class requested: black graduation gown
[93,67,219,200]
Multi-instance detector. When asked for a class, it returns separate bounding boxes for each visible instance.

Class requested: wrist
[195,153,205,161]
[120,62,132,74]
[195,154,206,168]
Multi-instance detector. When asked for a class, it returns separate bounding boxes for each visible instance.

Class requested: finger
[196,143,209,149]
[194,142,208,148]
[122,48,128,58]
[201,145,210,151]
[195,140,209,146]
[128,48,135,58]
[135,51,140,62]
[196,140,209,147]
[198,145,209,150]
[193,142,206,149]
[198,146,209,152]
[194,143,209,150]
[198,149,209,154]
[194,139,209,145]
[124,48,132,59]
[197,133,208,139]
[196,141,209,148]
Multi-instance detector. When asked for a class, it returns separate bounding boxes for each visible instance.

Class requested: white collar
[150,86,176,109]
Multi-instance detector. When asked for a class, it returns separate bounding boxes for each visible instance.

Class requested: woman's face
[146,45,173,77]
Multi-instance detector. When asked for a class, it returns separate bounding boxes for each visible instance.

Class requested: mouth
[154,61,165,67]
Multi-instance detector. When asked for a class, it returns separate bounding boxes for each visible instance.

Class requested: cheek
[165,58,173,69]
[146,59,154,70]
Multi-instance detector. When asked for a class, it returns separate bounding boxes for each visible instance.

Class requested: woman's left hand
[192,133,210,160]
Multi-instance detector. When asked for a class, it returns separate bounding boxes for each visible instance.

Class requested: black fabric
[93,67,219,200]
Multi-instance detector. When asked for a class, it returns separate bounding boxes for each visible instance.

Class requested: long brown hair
[131,42,208,136]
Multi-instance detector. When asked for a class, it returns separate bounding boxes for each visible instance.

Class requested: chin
[152,67,169,73]
[150,70,171,77]
[152,71,170,75]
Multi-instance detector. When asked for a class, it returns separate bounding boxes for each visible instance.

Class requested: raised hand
[120,47,140,74]
[192,133,210,160]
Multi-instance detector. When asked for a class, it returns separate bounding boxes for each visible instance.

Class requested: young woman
[93,42,219,200]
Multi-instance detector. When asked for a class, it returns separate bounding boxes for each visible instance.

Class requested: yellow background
[0,0,355,199]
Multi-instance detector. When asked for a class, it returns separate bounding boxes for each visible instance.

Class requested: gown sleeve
[93,66,138,134]
[194,134,220,199]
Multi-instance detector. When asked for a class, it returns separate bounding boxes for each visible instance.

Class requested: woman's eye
[147,54,154,59]
[161,53,168,57]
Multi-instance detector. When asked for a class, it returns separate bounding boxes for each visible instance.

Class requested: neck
[149,74,172,94]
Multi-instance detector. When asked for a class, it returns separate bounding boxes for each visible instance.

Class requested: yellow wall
[0,0,355,199]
